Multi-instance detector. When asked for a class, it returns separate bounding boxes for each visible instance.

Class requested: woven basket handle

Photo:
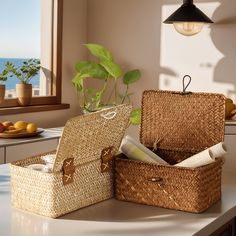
[101,110,117,120]
[147,177,163,183]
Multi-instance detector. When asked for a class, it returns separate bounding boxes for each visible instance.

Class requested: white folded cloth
[175,142,227,168]
[120,136,168,165]
[26,154,56,173]
[41,154,56,170]
[26,164,51,173]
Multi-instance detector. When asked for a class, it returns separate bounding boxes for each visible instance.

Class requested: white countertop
[225,120,236,126]
[0,164,236,236]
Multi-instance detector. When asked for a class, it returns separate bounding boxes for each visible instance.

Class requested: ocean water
[0,58,39,90]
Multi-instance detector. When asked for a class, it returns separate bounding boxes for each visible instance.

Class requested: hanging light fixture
[163,0,213,36]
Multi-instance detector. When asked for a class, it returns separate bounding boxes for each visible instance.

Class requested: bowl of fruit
[0,121,44,138]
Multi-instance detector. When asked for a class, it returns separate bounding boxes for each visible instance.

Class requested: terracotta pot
[0,84,5,104]
[16,84,32,106]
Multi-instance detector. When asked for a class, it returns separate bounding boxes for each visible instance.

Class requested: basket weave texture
[11,104,132,218]
[115,90,225,213]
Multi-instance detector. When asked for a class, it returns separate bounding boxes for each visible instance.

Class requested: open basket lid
[140,90,225,153]
[52,104,132,172]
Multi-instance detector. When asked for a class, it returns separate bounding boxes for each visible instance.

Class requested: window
[0,0,65,111]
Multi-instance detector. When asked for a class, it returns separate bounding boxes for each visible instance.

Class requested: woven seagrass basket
[115,90,225,213]
[10,104,132,218]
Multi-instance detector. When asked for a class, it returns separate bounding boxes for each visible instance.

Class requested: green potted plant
[6,59,40,106]
[0,68,8,104]
[72,43,141,125]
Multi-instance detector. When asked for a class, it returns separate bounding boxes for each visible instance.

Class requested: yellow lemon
[14,121,28,130]
[226,98,233,104]
[225,102,236,118]
[26,123,37,133]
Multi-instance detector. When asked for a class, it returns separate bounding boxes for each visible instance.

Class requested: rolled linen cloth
[175,149,214,168]
[41,154,56,170]
[125,135,168,165]
[209,142,227,158]
[121,140,158,163]
[41,154,56,164]
[175,142,227,168]
[26,164,51,173]
[120,136,167,164]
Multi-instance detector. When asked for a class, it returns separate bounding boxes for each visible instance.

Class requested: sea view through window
[0,0,41,98]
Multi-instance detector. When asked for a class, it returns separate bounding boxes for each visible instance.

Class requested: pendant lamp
[163,0,213,36]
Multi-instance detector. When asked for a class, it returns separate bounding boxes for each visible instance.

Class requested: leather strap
[101,147,114,173]
[62,158,75,185]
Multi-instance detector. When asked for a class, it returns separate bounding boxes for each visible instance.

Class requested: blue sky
[0,0,40,58]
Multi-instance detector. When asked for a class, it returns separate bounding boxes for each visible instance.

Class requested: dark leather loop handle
[182,75,192,93]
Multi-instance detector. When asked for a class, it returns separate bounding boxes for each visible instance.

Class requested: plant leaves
[123,69,141,85]
[75,61,109,79]
[3,59,41,84]
[75,61,89,72]
[0,75,7,81]
[72,73,87,92]
[85,44,113,61]
[100,60,123,79]
[129,108,141,125]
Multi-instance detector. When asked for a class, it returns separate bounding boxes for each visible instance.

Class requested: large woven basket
[10,104,132,218]
[115,90,225,213]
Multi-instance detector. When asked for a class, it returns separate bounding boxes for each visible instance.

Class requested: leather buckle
[62,158,75,185]
[101,147,114,173]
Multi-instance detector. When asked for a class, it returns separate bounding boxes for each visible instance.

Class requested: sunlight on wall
[160,2,235,99]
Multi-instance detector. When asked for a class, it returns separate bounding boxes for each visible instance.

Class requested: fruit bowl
[0,128,44,138]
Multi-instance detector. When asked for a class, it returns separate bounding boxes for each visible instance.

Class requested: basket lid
[140,90,225,153]
[52,104,132,172]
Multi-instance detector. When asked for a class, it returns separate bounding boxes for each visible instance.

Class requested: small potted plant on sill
[72,43,141,125]
[0,68,8,104]
[6,59,40,106]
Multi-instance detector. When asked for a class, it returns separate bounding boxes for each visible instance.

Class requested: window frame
[0,0,64,110]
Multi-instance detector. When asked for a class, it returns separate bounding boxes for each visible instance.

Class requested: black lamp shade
[163,2,213,24]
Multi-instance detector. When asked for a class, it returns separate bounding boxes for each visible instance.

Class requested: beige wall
[88,0,162,104]
[87,0,236,137]
[1,0,87,128]
[160,0,236,98]
[87,0,164,137]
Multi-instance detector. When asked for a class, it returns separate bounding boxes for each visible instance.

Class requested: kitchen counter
[0,127,63,148]
[0,127,63,164]
[0,164,236,236]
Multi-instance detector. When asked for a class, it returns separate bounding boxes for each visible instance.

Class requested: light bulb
[173,22,204,36]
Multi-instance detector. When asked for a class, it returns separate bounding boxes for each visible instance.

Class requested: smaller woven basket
[10,104,132,218]
[115,90,225,213]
